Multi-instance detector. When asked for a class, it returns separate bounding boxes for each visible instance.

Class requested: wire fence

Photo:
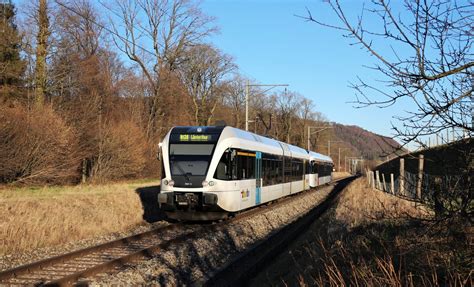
[367,170,470,206]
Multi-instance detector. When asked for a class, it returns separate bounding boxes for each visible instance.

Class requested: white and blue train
[158,126,334,220]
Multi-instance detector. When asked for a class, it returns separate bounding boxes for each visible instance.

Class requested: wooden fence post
[375,170,380,190]
[417,154,424,200]
[382,173,387,192]
[366,169,370,185]
[400,158,405,196]
[390,173,394,194]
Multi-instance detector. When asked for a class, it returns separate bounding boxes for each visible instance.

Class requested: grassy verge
[251,178,472,286]
[0,180,162,255]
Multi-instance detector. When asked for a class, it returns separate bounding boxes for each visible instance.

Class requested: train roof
[309,151,333,163]
[219,126,312,157]
[169,125,332,161]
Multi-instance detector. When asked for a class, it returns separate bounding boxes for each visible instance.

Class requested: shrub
[88,120,147,182]
[0,106,79,184]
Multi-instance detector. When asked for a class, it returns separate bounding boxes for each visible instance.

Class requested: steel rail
[0,224,182,285]
[0,176,353,286]
[204,176,357,286]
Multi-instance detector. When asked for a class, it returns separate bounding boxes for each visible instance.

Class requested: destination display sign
[169,132,220,143]
[179,134,211,142]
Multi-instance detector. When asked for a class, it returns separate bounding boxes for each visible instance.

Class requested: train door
[255,151,262,205]
[309,160,317,187]
[303,159,307,190]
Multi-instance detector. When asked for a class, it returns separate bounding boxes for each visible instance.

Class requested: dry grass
[334,178,430,228]
[251,177,472,287]
[0,180,159,255]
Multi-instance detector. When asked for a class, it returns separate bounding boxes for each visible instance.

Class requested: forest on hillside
[0,0,399,185]
[332,124,404,160]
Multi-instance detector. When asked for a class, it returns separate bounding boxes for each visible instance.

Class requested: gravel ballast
[0,222,167,272]
[91,185,334,286]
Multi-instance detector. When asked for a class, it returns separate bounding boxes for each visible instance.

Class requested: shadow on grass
[135,185,167,223]
[251,214,472,287]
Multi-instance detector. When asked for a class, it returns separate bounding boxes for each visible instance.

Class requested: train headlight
[168,180,175,187]
[202,180,215,187]
[162,179,169,185]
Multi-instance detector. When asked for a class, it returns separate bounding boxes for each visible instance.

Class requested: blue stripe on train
[256,151,262,204]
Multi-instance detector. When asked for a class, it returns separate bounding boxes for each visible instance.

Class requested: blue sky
[12,0,426,145]
[201,0,407,140]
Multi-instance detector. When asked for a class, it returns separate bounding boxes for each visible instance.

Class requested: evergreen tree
[0,1,26,103]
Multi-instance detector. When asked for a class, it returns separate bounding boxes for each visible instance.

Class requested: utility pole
[245,80,249,131]
[327,140,344,158]
[338,147,350,172]
[345,156,362,173]
[245,82,288,131]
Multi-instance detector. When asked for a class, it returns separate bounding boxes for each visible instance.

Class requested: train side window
[215,160,227,179]
[239,155,247,179]
[284,156,292,183]
[231,150,256,180]
[231,150,238,180]
[279,157,283,183]
[262,158,267,185]
[271,159,278,184]
[292,160,296,181]
[290,158,301,181]
[247,156,255,179]
[266,158,272,186]
[214,150,231,180]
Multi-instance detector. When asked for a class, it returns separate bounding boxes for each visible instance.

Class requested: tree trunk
[35,0,49,108]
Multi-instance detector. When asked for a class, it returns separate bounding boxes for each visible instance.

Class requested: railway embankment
[0,179,164,270]
[249,177,472,286]
[89,181,341,285]
[3,172,469,285]
[1,175,348,285]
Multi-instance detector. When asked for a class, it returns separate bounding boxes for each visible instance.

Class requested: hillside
[332,123,403,160]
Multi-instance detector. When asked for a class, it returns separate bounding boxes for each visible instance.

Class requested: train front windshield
[169,144,215,185]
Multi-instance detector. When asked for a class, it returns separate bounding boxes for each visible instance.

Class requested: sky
[11,0,441,147]
[201,0,408,141]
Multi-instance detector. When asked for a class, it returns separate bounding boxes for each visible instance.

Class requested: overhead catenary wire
[96,0,264,83]
[54,0,158,58]
[54,0,288,97]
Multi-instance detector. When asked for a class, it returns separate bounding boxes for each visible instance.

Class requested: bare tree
[105,0,216,138]
[304,0,473,146]
[275,90,302,143]
[223,74,247,128]
[179,44,236,125]
[298,97,317,147]
[55,0,101,57]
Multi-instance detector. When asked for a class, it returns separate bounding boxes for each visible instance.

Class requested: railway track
[0,176,353,286]
[205,176,357,286]
[0,224,198,286]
